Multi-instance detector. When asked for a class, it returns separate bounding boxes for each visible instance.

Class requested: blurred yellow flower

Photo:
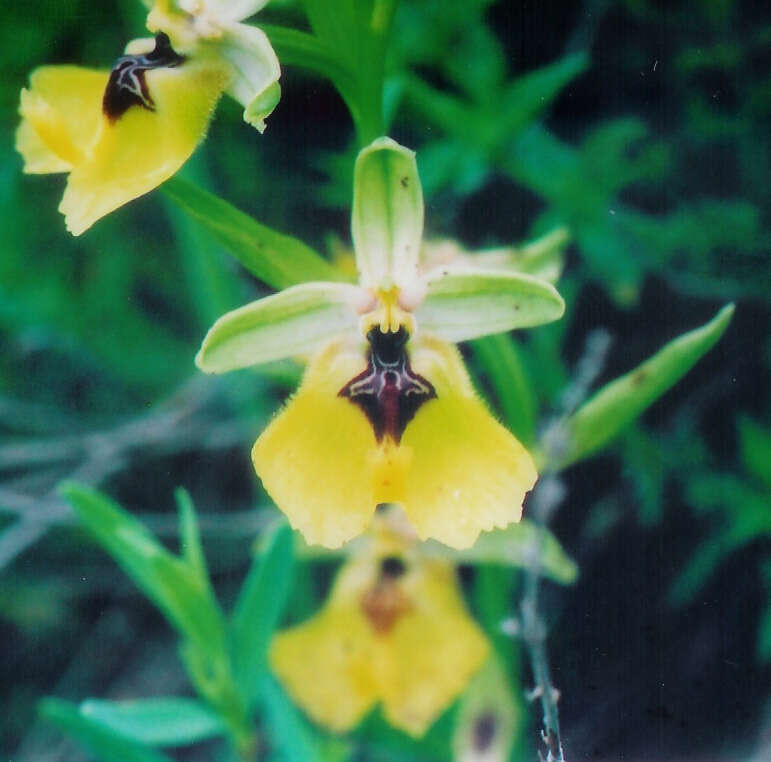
[269,518,490,736]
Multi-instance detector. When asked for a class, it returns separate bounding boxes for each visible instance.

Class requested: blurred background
[1,0,769,760]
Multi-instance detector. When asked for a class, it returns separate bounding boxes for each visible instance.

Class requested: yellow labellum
[270,544,489,737]
[253,335,537,549]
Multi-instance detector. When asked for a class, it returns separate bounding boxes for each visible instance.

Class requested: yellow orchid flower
[16,0,279,235]
[196,137,566,549]
[269,514,490,736]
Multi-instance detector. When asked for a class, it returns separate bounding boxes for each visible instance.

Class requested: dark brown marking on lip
[360,578,412,635]
[338,326,436,443]
[102,32,185,122]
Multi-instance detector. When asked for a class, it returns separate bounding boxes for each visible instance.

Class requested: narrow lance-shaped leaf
[500,51,589,135]
[416,267,565,343]
[231,521,295,706]
[196,281,362,374]
[257,675,324,762]
[175,488,208,587]
[79,698,226,747]
[739,417,771,491]
[352,137,423,290]
[40,699,175,762]
[557,304,735,468]
[163,176,345,289]
[471,333,536,445]
[61,483,227,657]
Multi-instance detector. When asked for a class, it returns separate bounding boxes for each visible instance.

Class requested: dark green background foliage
[1,0,769,760]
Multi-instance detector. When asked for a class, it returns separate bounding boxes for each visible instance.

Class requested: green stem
[353,0,398,145]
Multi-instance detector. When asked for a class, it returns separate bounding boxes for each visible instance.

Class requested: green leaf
[758,561,771,663]
[79,698,226,747]
[671,473,771,604]
[262,25,357,107]
[40,698,175,762]
[231,522,295,706]
[258,675,323,762]
[162,177,345,289]
[739,417,771,491]
[557,304,734,468]
[196,282,362,374]
[500,51,589,135]
[175,488,208,587]
[352,137,423,289]
[61,483,227,658]
[471,333,536,445]
[439,520,578,585]
[416,268,565,343]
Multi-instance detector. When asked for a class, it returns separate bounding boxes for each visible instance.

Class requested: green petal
[196,282,362,373]
[352,137,423,291]
[218,23,281,133]
[415,267,565,342]
[208,0,269,22]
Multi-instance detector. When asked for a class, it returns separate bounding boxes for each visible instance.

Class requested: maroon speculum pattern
[102,33,185,122]
[339,327,436,443]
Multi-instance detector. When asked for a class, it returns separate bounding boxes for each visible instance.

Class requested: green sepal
[352,137,423,290]
[162,177,345,289]
[556,304,735,468]
[416,267,565,343]
[196,281,362,373]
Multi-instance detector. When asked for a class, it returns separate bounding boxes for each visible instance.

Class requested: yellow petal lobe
[17,66,107,172]
[269,600,379,733]
[378,559,490,736]
[252,339,380,548]
[402,337,537,548]
[60,57,229,235]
